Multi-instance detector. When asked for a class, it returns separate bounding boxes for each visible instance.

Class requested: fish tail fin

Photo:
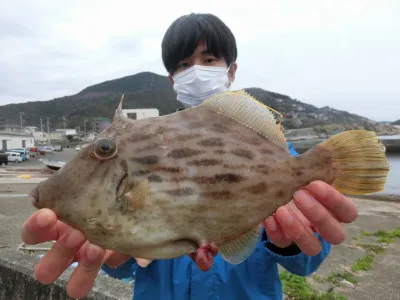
[316,130,390,195]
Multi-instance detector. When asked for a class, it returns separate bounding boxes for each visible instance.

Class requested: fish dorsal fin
[219,223,263,264]
[200,90,288,151]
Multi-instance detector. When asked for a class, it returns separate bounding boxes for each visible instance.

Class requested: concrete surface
[310,197,400,300]
[0,249,133,300]
[0,182,133,300]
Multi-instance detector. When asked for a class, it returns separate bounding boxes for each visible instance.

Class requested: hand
[263,180,358,256]
[21,209,132,299]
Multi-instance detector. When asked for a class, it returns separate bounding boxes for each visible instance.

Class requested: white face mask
[172,65,231,107]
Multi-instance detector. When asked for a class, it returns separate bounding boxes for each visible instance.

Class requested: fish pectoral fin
[219,223,263,264]
[124,179,149,211]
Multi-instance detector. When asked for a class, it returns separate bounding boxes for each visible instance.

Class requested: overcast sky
[1,0,399,121]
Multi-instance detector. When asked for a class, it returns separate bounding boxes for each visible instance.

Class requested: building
[0,123,23,132]
[122,108,159,120]
[0,131,35,151]
[32,131,64,144]
[24,126,39,134]
[92,118,111,133]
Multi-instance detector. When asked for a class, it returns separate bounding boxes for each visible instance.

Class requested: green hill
[0,71,398,136]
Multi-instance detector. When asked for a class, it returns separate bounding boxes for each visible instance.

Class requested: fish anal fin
[219,223,262,264]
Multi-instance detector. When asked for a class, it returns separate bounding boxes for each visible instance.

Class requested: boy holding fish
[22,13,378,300]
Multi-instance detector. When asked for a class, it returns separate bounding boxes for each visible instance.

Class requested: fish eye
[94,139,117,160]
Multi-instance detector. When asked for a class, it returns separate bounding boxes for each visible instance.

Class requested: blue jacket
[101,143,332,299]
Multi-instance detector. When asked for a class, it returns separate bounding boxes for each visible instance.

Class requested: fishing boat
[41,158,66,171]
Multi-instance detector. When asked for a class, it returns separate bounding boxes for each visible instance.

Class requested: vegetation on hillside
[0,72,398,136]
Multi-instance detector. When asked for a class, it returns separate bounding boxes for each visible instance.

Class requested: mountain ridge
[0,72,398,135]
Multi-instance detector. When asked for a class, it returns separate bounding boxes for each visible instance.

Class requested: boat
[41,158,66,171]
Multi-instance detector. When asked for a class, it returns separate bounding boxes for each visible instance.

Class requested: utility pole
[84,118,87,133]
[40,118,43,132]
[19,112,24,131]
[46,117,50,134]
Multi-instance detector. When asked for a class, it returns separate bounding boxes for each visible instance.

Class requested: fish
[29,90,390,269]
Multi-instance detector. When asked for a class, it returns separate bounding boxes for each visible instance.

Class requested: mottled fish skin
[31,103,335,259]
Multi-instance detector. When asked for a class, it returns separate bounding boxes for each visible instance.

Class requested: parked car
[54,145,63,151]
[38,146,53,154]
[6,152,22,163]
[0,153,8,165]
[7,149,28,161]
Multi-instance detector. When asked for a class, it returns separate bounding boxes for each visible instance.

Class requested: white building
[122,108,159,120]
[0,131,35,151]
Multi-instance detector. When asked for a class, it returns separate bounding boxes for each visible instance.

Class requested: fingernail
[294,190,314,209]
[66,230,83,248]
[36,210,52,228]
[86,244,102,261]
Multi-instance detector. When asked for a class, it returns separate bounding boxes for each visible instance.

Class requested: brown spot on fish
[210,123,229,133]
[97,209,103,215]
[233,134,263,146]
[294,170,303,176]
[119,139,127,148]
[223,163,247,170]
[148,175,163,182]
[187,121,204,129]
[197,138,225,147]
[154,166,182,173]
[128,133,155,142]
[164,187,196,196]
[136,142,160,152]
[215,173,244,183]
[242,182,268,194]
[201,190,232,199]
[131,156,159,165]
[275,190,285,198]
[188,159,222,166]
[171,173,245,185]
[251,165,270,175]
[231,148,254,160]
[167,148,205,159]
[214,150,226,155]
[260,148,274,155]
[131,170,150,177]
[174,133,202,141]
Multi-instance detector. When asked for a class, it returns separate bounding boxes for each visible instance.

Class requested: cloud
[0,0,399,121]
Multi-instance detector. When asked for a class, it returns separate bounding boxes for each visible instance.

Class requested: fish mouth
[116,173,128,197]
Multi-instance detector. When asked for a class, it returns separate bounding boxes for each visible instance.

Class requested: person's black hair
[161,13,237,75]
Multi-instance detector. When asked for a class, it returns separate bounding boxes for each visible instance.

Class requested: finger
[293,189,346,245]
[136,258,153,267]
[21,209,69,244]
[275,206,322,256]
[66,243,106,299]
[103,251,131,268]
[263,216,292,248]
[34,228,86,284]
[287,201,312,228]
[303,181,358,223]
